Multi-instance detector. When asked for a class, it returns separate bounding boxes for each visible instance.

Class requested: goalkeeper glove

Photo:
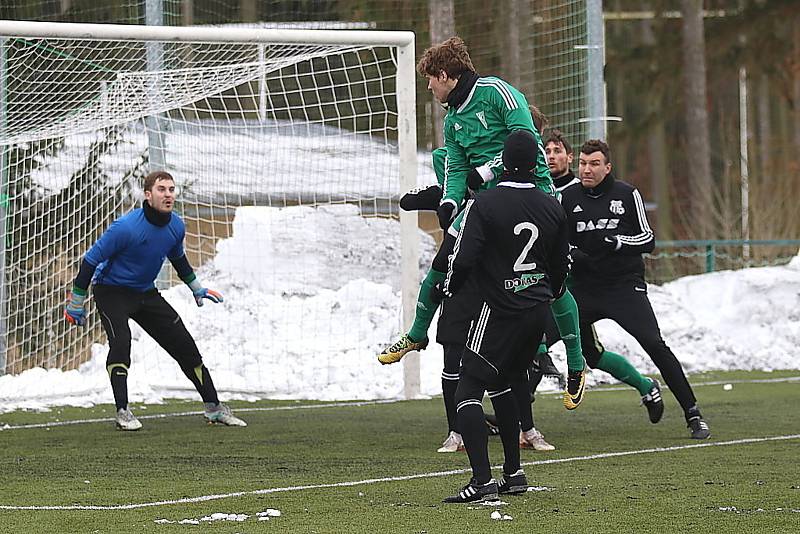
[437,202,456,230]
[193,287,223,307]
[188,278,223,307]
[64,289,87,326]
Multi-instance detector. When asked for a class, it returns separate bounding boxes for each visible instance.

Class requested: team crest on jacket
[476,111,488,129]
[609,200,625,215]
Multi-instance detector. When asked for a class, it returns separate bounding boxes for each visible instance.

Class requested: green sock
[550,289,585,373]
[596,351,653,395]
[407,268,445,342]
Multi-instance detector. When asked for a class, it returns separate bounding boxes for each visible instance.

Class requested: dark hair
[416,36,475,78]
[545,129,572,155]
[579,139,610,164]
[143,170,174,192]
[529,105,549,134]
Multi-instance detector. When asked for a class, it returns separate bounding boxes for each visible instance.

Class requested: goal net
[0,21,424,402]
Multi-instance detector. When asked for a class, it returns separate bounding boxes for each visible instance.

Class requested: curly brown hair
[416,36,475,78]
[530,105,549,134]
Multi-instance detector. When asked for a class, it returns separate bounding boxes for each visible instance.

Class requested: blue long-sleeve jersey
[84,208,186,292]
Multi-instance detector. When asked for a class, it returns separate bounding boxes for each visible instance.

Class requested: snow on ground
[0,204,798,413]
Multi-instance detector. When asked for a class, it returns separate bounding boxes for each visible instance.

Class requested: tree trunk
[240,0,257,23]
[183,0,193,26]
[503,0,521,87]
[794,12,800,153]
[756,73,771,182]
[680,0,714,239]
[640,11,672,240]
[428,0,455,148]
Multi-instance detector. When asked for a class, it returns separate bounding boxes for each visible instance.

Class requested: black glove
[467,168,484,190]
[429,281,447,305]
[437,203,455,230]
[603,235,620,252]
[399,184,442,212]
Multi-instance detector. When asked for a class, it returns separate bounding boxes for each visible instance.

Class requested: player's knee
[454,373,484,406]
[178,354,204,372]
[442,344,462,374]
[106,337,131,359]
[105,351,131,369]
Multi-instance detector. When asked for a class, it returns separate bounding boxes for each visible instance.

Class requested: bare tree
[183,0,193,26]
[756,73,771,182]
[240,0,257,23]
[428,0,454,147]
[680,0,714,239]
[503,0,521,87]
[640,2,672,239]
[794,11,800,152]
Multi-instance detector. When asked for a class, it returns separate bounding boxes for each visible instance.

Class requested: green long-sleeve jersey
[441,76,552,210]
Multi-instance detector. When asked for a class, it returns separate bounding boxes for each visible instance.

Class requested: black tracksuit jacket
[559,174,654,287]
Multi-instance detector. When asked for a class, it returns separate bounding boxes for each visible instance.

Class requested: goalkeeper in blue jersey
[379,37,587,410]
[63,171,246,431]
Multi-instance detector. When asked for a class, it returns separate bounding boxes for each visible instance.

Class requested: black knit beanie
[502,130,538,176]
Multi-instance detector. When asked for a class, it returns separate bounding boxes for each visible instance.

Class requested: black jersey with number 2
[442,181,570,315]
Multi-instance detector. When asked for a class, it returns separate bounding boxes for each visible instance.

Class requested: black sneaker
[535,351,566,389]
[484,413,501,436]
[498,469,528,495]
[641,378,664,424]
[534,351,561,377]
[687,416,711,439]
[443,479,499,503]
[399,184,442,212]
[563,368,586,410]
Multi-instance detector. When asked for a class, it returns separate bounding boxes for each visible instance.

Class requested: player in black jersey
[526,131,666,427]
[427,107,558,454]
[560,139,710,440]
[437,131,570,503]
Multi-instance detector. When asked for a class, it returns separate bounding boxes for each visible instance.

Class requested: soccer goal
[0,21,425,400]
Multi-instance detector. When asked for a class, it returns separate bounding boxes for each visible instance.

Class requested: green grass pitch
[1,370,798,533]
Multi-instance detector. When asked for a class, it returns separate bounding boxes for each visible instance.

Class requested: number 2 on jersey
[513,222,539,272]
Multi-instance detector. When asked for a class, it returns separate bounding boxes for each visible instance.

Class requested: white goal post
[0,20,422,400]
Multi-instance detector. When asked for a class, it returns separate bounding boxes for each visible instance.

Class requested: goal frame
[0,20,421,398]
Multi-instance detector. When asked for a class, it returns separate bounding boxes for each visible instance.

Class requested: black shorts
[460,301,550,383]
[436,277,482,346]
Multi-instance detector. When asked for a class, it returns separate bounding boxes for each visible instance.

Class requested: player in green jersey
[378,37,587,410]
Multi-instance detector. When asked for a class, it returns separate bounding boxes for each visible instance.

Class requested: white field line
[0,399,399,430]
[1,375,798,432]
[1,433,799,511]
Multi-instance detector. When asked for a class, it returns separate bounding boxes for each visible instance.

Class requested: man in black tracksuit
[436,130,570,503]
[560,139,710,440]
